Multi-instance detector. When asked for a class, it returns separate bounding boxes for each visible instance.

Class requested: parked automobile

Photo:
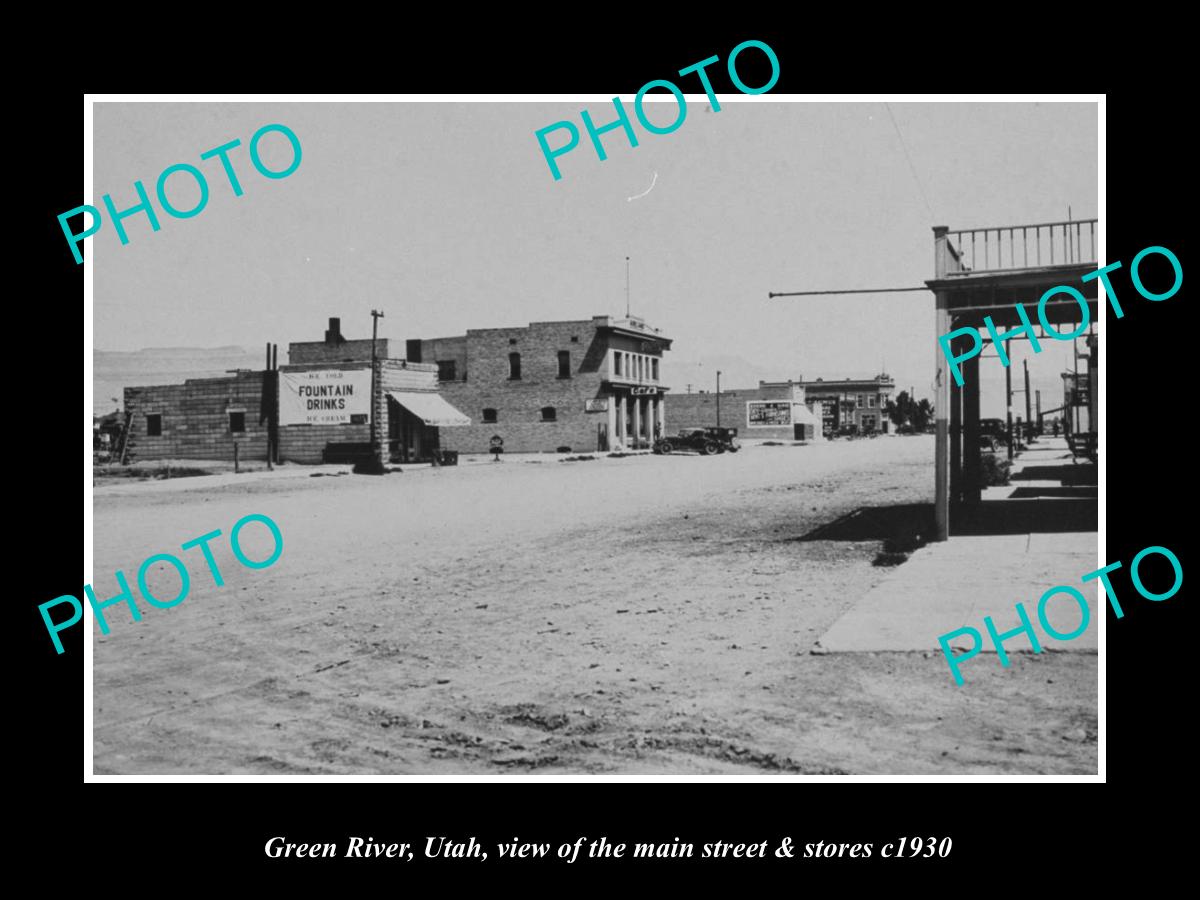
[979,418,1009,452]
[654,427,739,455]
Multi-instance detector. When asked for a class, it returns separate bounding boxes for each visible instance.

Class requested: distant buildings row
[117,316,897,464]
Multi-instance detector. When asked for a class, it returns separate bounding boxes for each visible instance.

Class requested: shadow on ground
[953,499,1097,534]
[790,504,934,555]
[790,496,1096,542]
[1012,462,1097,485]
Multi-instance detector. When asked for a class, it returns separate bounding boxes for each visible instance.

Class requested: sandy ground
[92,435,1097,775]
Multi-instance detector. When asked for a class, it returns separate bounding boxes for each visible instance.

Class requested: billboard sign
[747,401,792,427]
[279,369,371,426]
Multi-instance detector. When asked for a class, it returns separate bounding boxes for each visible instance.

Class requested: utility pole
[1036,390,1042,434]
[1023,359,1032,443]
[716,370,722,428]
[1073,336,1081,438]
[370,309,385,470]
[1006,360,1014,462]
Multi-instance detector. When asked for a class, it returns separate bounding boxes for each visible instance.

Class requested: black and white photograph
[84,95,1102,778]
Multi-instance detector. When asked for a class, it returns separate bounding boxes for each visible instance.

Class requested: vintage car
[979,418,1009,452]
[654,426,739,455]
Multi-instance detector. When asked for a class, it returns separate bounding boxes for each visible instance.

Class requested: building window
[146,414,162,436]
[482,408,498,423]
[857,394,865,408]
[570,335,579,343]
[614,352,623,377]
[868,395,876,408]
[557,350,571,378]
[508,338,518,345]
[229,411,246,433]
[651,358,659,381]
[541,406,557,422]
[437,360,457,382]
[508,352,521,380]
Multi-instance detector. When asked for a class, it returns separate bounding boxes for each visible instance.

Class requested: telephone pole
[716,370,722,428]
[1023,359,1032,442]
[369,309,386,471]
[1006,362,1014,461]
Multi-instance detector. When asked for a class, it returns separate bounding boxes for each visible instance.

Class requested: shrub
[980,453,1012,486]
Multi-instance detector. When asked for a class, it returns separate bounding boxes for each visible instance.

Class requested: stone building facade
[407,315,673,454]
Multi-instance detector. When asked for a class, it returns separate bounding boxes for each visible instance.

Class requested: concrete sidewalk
[815,438,1100,653]
[814,532,1099,652]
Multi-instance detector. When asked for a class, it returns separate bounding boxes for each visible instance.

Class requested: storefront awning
[793,404,819,425]
[387,391,471,427]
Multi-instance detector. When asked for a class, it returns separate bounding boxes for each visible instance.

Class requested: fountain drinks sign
[279,369,371,425]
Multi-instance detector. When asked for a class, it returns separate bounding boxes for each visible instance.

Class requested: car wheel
[703,441,719,455]
[658,441,673,454]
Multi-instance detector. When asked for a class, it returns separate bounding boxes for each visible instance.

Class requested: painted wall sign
[279,369,371,425]
[747,401,792,427]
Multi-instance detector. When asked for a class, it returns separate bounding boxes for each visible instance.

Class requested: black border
[33,29,1177,887]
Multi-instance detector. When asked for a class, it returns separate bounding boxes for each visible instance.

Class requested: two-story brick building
[406,315,673,454]
[795,374,896,436]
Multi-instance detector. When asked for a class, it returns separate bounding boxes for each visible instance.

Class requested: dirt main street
[92,436,1097,775]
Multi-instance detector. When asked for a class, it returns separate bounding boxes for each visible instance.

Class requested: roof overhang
[387,391,471,426]
[600,325,673,350]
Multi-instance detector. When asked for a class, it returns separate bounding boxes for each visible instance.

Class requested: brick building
[122,318,472,465]
[123,370,270,463]
[664,380,820,441]
[407,315,673,454]
[795,374,896,436]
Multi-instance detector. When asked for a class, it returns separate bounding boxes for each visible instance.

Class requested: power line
[884,102,935,222]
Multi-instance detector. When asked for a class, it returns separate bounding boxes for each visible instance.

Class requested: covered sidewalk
[928,220,1099,540]
[815,437,1099,653]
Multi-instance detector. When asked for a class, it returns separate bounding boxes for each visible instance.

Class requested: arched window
[509,352,521,380]
[482,408,498,423]
[540,406,557,422]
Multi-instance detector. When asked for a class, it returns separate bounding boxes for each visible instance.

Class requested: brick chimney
[324,317,344,345]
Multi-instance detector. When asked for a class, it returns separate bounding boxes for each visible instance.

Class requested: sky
[93,100,1097,418]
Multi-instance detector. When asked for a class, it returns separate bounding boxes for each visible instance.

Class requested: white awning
[793,403,819,425]
[387,391,471,427]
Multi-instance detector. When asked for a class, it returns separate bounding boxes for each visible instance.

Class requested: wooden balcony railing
[936,219,1097,277]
